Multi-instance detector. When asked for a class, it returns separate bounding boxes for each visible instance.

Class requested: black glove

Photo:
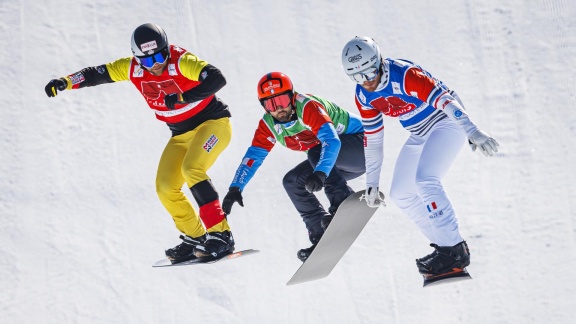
[222,187,244,215]
[45,78,67,97]
[164,93,184,110]
[305,171,326,193]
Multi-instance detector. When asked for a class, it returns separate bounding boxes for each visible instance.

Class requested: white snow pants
[389,118,466,246]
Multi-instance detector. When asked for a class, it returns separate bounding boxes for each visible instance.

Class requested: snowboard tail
[422,268,472,287]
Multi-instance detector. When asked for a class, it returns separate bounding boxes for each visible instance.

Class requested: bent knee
[389,188,418,207]
[283,169,307,189]
[182,167,209,187]
[415,177,443,195]
[282,172,296,190]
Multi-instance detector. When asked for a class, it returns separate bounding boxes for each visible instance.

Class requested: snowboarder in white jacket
[341,36,499,277]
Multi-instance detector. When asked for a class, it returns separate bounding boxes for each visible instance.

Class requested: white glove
[468,129,500,157]
[363,187,386,208]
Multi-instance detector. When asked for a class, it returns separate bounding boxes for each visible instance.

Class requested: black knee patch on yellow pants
[190,179,218,206]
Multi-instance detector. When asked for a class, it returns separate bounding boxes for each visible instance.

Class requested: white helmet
[341,36,382,77]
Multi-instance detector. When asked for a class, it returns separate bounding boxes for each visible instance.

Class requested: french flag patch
[426,202,437,212]
[242,158,254,167]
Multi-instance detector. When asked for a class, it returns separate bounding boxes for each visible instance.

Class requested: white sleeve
[362,113,384,188]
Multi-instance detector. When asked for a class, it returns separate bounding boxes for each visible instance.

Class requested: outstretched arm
[404,67,500,157]
[45,57,131,97]
[437,93,499,157]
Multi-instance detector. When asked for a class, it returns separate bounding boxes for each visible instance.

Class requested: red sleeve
[250,119,276,152]
[355,94,383,118]
[301,101,332,134]
[403,67,437,102]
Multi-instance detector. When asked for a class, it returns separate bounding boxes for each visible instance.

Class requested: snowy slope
[1,0,575,323]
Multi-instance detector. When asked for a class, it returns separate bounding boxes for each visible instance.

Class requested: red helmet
[257,72,293,100]
[257,72,295,112]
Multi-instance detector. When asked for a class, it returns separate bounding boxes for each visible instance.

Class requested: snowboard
[286,190,381,285]
[153,249,259,267]
[422,268,472,287]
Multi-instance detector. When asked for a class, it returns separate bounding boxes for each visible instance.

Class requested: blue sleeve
[345,112,364,134]
[229,146,269,191]
[314,123,341,176]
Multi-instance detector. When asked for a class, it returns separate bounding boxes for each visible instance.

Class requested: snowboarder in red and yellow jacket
[45,23,234,264]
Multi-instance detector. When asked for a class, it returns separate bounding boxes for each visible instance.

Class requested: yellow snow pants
[156,117,232,238]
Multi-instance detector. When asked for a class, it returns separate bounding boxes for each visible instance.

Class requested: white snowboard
[286,190,381,285]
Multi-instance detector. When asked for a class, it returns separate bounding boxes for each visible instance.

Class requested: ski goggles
[260,93,292,112]
[348,63,381,84]
[136,48,169,69]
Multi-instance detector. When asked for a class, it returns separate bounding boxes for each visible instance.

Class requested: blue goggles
[136,48,169,69]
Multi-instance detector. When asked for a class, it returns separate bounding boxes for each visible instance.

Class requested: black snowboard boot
[297,244,317,262]
[416,250,437,264]
[297,234,322,262]
[165,234,206,264]
[195,231,235,259]
[416,241,470,275]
